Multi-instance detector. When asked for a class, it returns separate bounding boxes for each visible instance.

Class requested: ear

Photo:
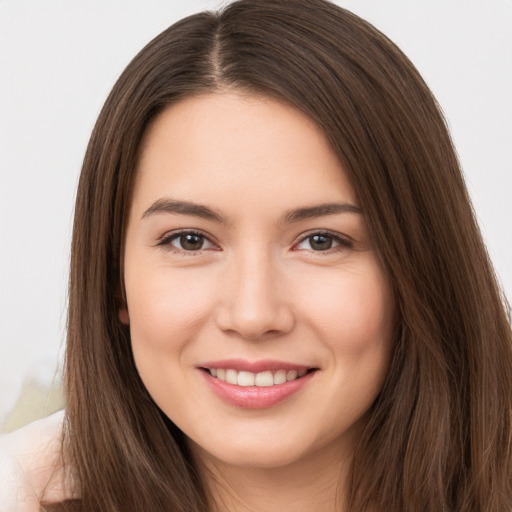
[119,307,130,325]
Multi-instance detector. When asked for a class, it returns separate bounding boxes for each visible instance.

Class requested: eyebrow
[141,198,362,223]
[283,202,362,223]
[142,199,226,222]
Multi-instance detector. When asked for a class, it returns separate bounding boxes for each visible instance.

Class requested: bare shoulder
[0,411,76,512]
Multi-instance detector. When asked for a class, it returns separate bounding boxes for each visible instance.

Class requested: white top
[0,410,75,512]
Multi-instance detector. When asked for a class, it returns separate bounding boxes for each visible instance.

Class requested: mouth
[200,367,314,387]
[197,360,318,409]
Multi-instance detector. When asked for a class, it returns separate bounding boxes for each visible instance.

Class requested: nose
[215,251,295,341]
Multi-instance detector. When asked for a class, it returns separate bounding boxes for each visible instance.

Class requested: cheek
[298,262,395,356]
[125,267,219,418]
[125,266,218,356]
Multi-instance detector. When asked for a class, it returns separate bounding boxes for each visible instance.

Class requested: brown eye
[178,233,205,251]
[160,231,215,252]
[294,231,352,252]
[297,234,335,251]
[308,234,333,251]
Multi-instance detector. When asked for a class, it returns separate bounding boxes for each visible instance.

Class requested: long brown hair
[50,0,512,510]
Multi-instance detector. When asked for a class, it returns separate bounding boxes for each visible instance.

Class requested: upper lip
[198,359,314,373]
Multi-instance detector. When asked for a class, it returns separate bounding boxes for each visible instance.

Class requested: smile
[206,368,308,387]
[198,360,318,409]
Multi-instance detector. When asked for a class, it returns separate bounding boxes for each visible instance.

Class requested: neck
[192,441,353,512]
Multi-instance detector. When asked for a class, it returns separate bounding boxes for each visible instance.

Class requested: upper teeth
[209,368,308,387]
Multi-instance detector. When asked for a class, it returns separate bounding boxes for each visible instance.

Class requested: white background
[1,0,511,424]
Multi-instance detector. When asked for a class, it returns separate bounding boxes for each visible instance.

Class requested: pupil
[181,233,203,250]
[311,234,332,250]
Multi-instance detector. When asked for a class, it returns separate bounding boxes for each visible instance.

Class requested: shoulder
[0,410,75,512]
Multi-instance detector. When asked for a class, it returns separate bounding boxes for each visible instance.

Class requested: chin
[201,444,306,470]
[187,424,340,472]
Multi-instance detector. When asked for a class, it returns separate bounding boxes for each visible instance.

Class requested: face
[122,92,395,471]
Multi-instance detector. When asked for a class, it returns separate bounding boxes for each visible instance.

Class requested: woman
[3,0,512,510]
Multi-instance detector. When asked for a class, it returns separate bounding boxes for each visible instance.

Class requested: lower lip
[200,370,316,409]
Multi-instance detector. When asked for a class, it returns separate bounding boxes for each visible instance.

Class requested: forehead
[132,92,357,216]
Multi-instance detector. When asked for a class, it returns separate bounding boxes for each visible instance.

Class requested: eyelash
[157,229,353,255]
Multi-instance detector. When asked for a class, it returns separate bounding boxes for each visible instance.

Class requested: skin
[121,92,396,511]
